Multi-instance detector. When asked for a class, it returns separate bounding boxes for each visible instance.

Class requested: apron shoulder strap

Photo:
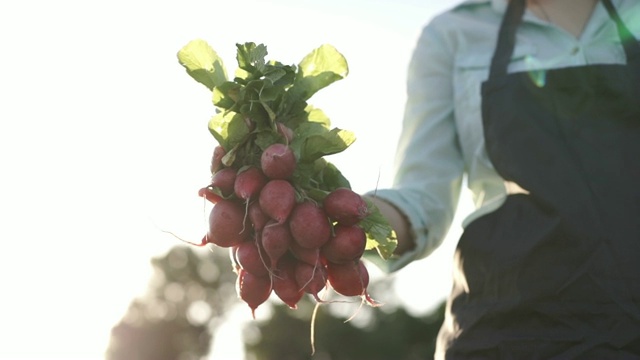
[488,0,526,79]
[602,0,640,60]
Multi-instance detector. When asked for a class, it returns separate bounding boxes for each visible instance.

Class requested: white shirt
[373,0,640,272]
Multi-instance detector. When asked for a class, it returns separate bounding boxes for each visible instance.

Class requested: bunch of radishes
[178,40,395,318]
[198,139,377,317]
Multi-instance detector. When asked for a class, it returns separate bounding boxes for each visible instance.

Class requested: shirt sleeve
[368,16,465,273]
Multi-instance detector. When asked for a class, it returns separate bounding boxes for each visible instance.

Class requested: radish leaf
[208,111,249,150]
[236,43,268,73]
[300,127,356,162]
[177,39,228,91]
[360,200,397,260]
[213,82,241,110]
[290,44,348,101]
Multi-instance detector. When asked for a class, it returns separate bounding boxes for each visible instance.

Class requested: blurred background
[0,0,469,359]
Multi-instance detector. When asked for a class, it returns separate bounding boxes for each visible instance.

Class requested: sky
[0,0,467,358]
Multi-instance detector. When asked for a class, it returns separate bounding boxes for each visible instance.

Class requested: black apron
[439,0,640,358]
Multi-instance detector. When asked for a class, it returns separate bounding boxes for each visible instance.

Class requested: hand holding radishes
[177,40,397,318]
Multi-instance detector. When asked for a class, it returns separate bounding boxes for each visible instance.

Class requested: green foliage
[361,198,398,260]
[177,39,228,91]
[288,43,349,102]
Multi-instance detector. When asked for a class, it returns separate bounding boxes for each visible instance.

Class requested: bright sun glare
[0,0,467,359]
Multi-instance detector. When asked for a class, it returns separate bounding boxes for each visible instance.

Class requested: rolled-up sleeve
[370,17,465,273]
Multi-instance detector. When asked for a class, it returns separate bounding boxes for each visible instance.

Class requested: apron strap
[602,0,640,60]
[489,0,640,80]
[488,0,526,79]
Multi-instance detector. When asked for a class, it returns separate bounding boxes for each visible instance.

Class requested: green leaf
[236,42,268,74]
[177,39,228,91]
[305,188,330,203]
[290,44,348,101]
[254,130,282,151]
[221,143,239,167]
[259,84,281,103]
[234,68,251,82]
[360,199,397,260]
[305,106,331,127]
[266,63,297,87]
[263,67,287,84]
[290,122,356,163]
[318,161,351,190]
[212,81,242,110]
[260,100,277,122]
[208,111,250,150]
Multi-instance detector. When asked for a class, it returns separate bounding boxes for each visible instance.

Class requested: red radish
[207,199,251,247]
[323,187,369,226]
[326,260,369,297]
[294,261,327,302]
[237,269,272,318]
[261,220,293,269]
[211,167,237,197]
[234,166,268,201]
[260,143,296,180]
[248,201,270,233]
[289,201,331,249]
[210,145,226,174]
[321,224,367,264]
[198,187,222,204]
[276,122,294,143]
[289,241,322,266]
[235,241,270,277]
[259,179,296,224]
[272,255,304,309]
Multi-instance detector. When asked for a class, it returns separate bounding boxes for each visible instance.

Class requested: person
[365,0,640,358]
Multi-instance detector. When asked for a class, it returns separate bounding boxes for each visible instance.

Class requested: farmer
[367,0,640,358]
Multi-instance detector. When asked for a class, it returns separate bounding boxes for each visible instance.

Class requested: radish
[234,166,268,201]
[198,187,222,204]
[289,241,322,266]
[210,145,226,174]
[260,143,296,180]
[207,199,250,247]
[320,224,366,264]
[211,167,237,197]
[248,201,270,233]
[289,201,331,249]
[179,41,397,320]
[272,255,304,309]
[235,240,270,277]
[237,268,272,318]
[294,261,327,303]
[323,187,369,226]
[259,179,296,224]
[326,260,369,297]
[261,220,293,269]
